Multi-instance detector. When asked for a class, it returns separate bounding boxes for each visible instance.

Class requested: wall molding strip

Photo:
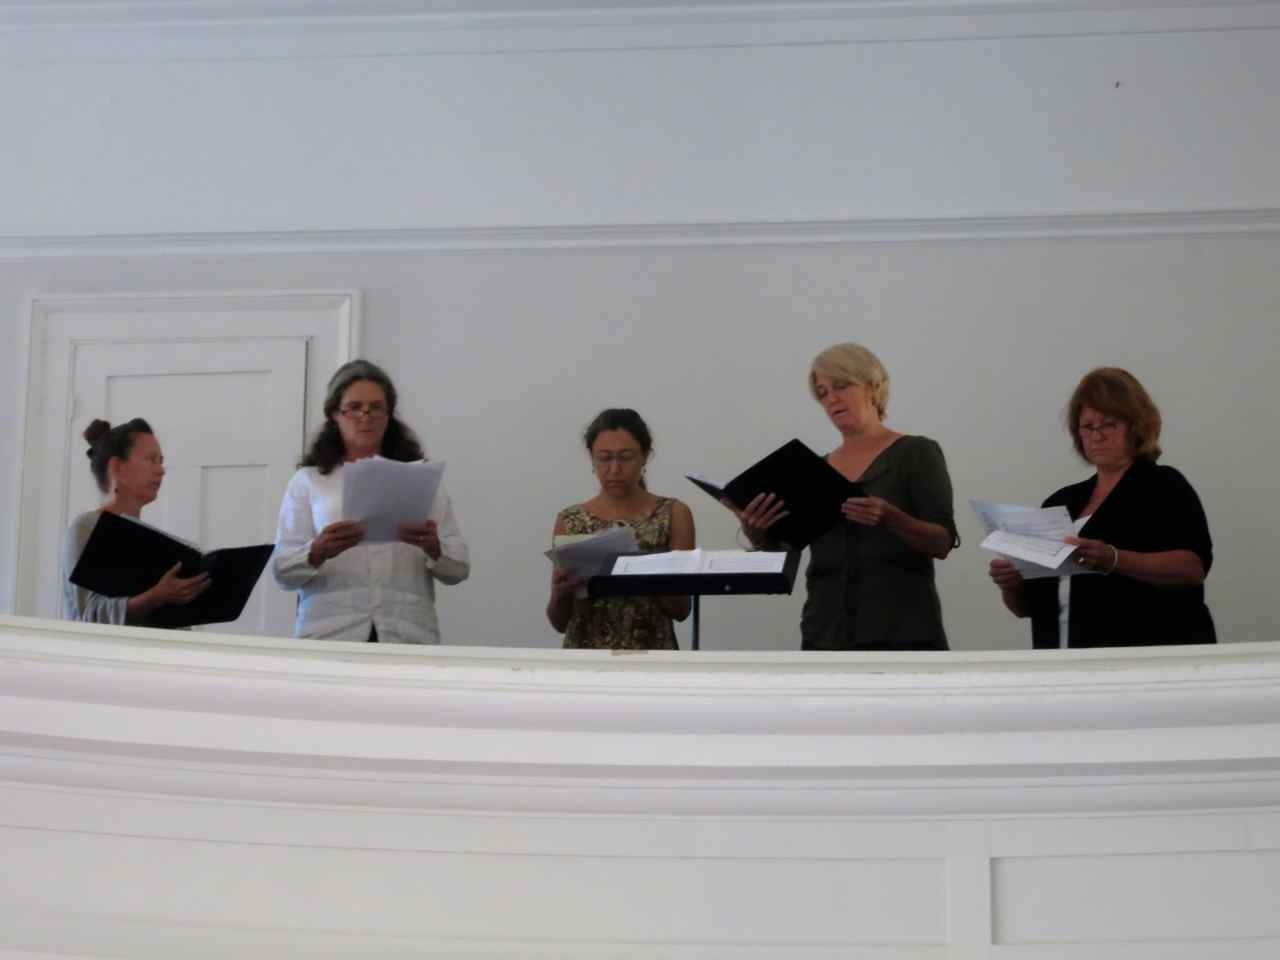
[2,0,1278,63]
[2,207,1279,259]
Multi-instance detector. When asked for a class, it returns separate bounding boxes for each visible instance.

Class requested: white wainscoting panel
[993,850,1280,944]
[2,616,1280,957]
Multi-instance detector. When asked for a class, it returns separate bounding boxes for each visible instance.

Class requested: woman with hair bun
[272,359,470,644]
[60,418,211,623]
[546,408,695,649]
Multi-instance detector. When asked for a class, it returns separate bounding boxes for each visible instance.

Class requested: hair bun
[83,419,112,449]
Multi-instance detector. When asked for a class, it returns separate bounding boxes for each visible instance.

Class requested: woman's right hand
[147,562,212,606]
[989,557,1025,592]
[721,493,788,546]
[550,566,584,603]
[546,565,584,634]
[308,520,366,566]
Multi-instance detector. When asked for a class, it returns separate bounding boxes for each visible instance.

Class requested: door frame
[12,289,360,617]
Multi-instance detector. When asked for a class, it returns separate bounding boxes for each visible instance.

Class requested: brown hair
[300,359,424,475]
[83,418,154,493]
[1066,367,1162,462]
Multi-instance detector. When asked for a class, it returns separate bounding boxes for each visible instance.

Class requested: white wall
[3,233,1276,650]
[3,8,1280,233]
[2,2,1278,649]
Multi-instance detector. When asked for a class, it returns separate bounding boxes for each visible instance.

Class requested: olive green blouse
[800,435,957,651]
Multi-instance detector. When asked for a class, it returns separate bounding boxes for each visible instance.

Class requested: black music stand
[587,550,801,650]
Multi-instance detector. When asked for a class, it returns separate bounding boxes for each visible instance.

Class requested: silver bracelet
[1102,544,1120,575]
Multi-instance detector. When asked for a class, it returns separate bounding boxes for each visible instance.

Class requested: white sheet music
[979,530,1077,570]
[545,526,640,597]
[611,549,787,575]
[612,550,702,576]
[342,457,445,542]
[970,499,1092,578]
[702,551,787,574]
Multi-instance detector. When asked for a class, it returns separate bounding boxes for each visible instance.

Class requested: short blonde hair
[809,343,890,418]
[1066,367,1163,463]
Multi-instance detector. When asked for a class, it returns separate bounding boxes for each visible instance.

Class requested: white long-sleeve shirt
[271,463,470,643]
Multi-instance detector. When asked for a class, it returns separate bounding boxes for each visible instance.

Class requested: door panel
[18,291,357,628]
[66,338,307,636]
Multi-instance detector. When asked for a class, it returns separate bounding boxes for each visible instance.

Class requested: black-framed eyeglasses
[593,451,640,465]
[1078,418,1121,438]
[338,402,389,420]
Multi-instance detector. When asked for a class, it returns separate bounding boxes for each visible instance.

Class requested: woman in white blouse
[272,360,470,643]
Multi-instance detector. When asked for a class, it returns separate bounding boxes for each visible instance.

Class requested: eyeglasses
[338,402,389,420]
[1078,418,1122,439]
[593,451,640,465]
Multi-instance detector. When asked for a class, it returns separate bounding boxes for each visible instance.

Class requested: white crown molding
[0,0,1268,27]
[2,208,1279,259]
[1,0,1277,63]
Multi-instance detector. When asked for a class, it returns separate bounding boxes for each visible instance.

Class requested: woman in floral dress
[546,408,695,649]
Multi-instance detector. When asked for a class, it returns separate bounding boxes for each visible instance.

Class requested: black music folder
[687,439,863,548]
[69,510,274,628]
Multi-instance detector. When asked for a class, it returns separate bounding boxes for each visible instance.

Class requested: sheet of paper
[342,457,445,542]
[611,549,703,576]
[979,530,1076,569]
[970,498,1092,578]
[610,549,788,576]
[700,550,787,574]
[1012,555,1094,579]
[545,526,639,596]
[970,499,1071,538]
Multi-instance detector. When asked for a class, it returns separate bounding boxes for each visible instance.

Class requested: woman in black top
[989,368,1214,647]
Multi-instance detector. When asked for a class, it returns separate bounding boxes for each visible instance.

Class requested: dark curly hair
[83,418,154,494]
[300,360,424,475]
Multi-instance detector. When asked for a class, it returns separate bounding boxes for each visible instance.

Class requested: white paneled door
[17,291,358,634]
[68,339,306,636]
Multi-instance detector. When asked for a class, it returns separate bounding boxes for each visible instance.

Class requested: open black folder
[69,510,274,628]
[688,439,863,549]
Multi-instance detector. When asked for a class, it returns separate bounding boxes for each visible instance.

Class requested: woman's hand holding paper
[398,519,441,561]
[308,520,365,567]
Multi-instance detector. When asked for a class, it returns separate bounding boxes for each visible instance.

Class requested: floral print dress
[557,497,678,650]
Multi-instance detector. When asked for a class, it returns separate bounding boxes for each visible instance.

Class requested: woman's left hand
[1065,535,1117,574]
[842,496,899,528]
[399,519,441,560]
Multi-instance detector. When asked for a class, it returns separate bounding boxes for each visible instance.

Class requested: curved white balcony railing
[3,614,1279,958]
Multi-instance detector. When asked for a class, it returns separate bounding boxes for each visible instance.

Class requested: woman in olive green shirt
[734,343,958,650]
